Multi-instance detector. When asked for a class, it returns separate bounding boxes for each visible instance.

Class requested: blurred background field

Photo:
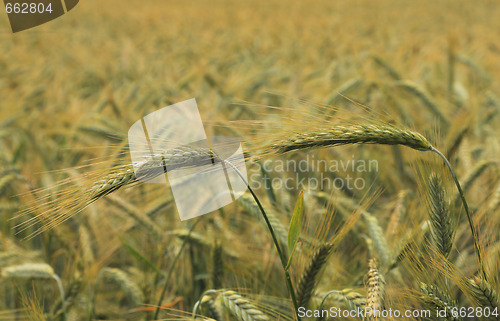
[0,0,499,320]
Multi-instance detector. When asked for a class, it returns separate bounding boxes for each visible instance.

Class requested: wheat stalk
[154,216,204,320]
[212,242,224,289]
[51,275,83,320]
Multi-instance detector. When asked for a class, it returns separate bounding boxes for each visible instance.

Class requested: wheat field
[0,0,499,320]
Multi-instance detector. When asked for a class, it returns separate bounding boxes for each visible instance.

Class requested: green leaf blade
[286,191,304,269]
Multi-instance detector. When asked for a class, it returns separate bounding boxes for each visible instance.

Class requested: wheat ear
[371,55,402,80]
[318,289,366,309]
[430,147,487,281]
[18,146,218,236]
[296,243,334,308]
[395,80,449,127]
[428,173,454,259]
[363,212,390,268]
[193,291,223,321]
[366,258,385,321]
[218,290,269,321]
[98,267,144,306]
[270,122,432,154]
[262,120,482,279]
[468,277,499,319]
[78,225,94,268]
[202,294,223,321]
[1,263,67,319]
[90,146,219,200]
[420,283,459,321]
[1,263,54,279]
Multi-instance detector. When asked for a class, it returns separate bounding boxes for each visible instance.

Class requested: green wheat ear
[270,122,433,154]
[427,173,454,259]
[296,243,334,309]
[430,147,487,281]
[468,277,499,313]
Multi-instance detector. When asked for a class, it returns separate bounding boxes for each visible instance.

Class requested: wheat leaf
[286,191,304,270]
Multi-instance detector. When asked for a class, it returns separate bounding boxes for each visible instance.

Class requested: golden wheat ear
[365,258,385,321]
